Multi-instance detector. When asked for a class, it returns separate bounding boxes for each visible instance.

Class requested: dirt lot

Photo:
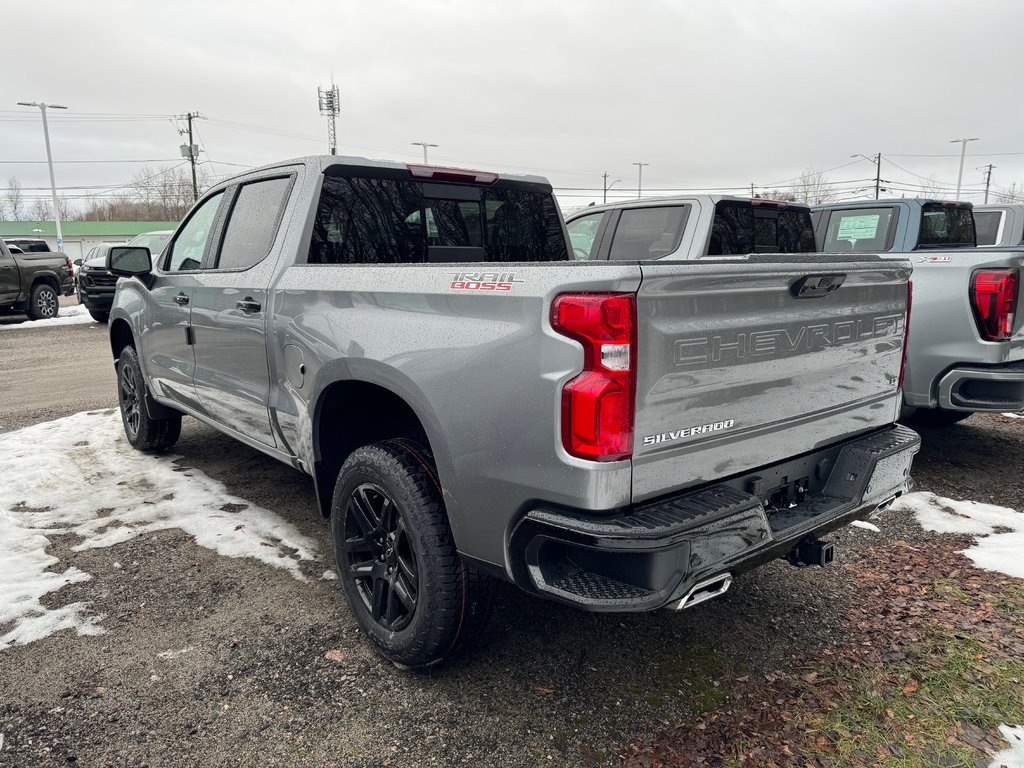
[0,310,1021,767]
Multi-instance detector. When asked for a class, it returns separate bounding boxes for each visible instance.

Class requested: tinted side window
[974,211,1003,246]
[566,212,605,260]
[166,192,224,272]
[821,207,897,252]
[215,177,292,270]
[609,206,687,260]
[917,204,975,248]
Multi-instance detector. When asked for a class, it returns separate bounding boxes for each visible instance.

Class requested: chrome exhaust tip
[673,573,733,611]
[870,493,900,518]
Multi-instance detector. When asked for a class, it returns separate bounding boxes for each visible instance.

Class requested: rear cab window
[608,206,688,260]
[916,203,975,249]
[709,201,815,255]
[308,167,568,264]
[821,207,898,252]
[973,210,1004,246]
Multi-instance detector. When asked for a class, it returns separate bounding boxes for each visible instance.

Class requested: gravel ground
[0,317,1020,767]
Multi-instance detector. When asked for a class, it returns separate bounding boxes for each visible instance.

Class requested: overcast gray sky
[3,0,1024,213]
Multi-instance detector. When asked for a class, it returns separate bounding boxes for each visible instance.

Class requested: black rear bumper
[509,424,921,612]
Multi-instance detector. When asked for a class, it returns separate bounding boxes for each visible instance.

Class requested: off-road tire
[26,283,59,320]
[117,344,181,452]
[88,309,109,323]
[331,439,492,668]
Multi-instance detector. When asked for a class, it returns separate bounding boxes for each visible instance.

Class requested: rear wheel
[88,309,109,323]
[26,283,59,320]
[331,440,491,668]
[117,344,181,452]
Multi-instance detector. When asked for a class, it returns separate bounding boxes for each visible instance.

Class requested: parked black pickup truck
[0,239,74,320]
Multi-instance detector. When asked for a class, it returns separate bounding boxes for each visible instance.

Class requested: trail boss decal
[450,271,524,292]
[643,419,735,446]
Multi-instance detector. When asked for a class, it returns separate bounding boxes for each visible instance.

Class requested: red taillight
[551,293,636,462]
[406,164,499,184]
[971,269,1019,341]
[899,281,912,390]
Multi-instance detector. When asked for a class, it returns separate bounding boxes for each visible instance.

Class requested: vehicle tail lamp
[899,281,912,390]
[971,269,1019,341]
[550,293,636,461]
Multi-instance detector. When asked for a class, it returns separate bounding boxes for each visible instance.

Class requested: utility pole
[981,163,996,204]
[850,153,882,199]
[178,112,203,203]
[411,142,438,164]
[602,172,621,204]
[751,182,756,198]
[632,162,649,199]
[317,83,340,155]
[16,101,67,250]
[950,137,979,200]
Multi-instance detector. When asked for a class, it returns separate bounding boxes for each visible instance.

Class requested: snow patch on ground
[1001,412,1024,419]
[990,724,1024,768]
[894,491,1024,579]
[0,410,320,650]
[0,304,95,331]
[849,520,881,533]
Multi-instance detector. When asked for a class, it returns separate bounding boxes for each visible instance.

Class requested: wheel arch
[311,378,450,522]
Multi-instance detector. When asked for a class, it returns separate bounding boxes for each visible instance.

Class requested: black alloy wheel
[342,483,418,631]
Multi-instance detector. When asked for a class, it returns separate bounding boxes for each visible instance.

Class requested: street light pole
[602,172,621,204]
[17,101,67,251]
[950,137,979,200]
[411,142,438,164]
[632,162,649,199]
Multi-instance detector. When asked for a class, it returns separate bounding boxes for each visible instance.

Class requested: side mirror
[73,258,83,266]
[108,246,152,277]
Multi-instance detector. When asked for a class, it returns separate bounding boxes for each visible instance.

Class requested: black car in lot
[76,245,122,323]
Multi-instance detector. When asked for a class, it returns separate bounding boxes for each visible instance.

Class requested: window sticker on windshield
[836,214,880,241]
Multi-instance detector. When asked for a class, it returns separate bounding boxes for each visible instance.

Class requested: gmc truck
[812,199,1024,423]
[0,239,74,320]
[107,157,919,667]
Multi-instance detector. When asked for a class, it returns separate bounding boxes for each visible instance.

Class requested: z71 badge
[450,271,524,292]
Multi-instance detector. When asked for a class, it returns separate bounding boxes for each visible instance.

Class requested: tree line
[0,164,208,223]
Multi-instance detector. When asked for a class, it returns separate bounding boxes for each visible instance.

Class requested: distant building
[0,221,178,260]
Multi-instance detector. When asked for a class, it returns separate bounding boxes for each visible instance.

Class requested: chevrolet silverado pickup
[107,157,919,667]
[0,239,74,320]
[812,199,1024,423]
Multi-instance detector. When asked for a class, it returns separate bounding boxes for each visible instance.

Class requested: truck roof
[571,194,812,217]
[814,198,973,210]
[234,155,551,188]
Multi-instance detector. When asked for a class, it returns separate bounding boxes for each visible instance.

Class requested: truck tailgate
[632,255,911,501]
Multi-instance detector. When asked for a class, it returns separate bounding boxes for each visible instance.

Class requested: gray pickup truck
[107,157,919,667]
[0,239,74,320]
[973,204,1024,248]
[812,199,1024,423]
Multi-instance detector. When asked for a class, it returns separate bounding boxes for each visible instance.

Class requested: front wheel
[117,345,181,452]
[26,283,59,320]
[331,440,491,668]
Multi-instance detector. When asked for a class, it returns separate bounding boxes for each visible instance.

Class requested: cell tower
[317,83,340,155]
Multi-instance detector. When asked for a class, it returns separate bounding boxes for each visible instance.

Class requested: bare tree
[5,177,25,221]
[29,198,52,220]
[56,194,78,222]
[755,189,798,202]
[80,164,204,222]
[993,183,1023,203]
[794,167,836,206]
[916,176,948,199]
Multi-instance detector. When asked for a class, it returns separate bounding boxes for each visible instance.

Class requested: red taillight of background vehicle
[971,269,1019,341]
[551,293,636,462]
[899,281,912,390]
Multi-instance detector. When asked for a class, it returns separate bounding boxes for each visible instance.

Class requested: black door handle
[173,293,189,306]
[235,298,261,313]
